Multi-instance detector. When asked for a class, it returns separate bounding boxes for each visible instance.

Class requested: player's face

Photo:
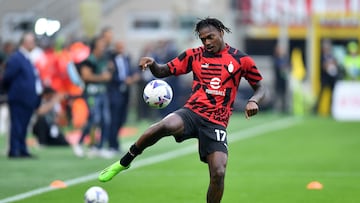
[198,25,225,54]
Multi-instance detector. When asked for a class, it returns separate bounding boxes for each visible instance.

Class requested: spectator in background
[314,39,339,115]
[2,32,43,158]
[107,41,140,156]
[272,43,291,114]
[99,26,114,58]
[0,41,15,102]
[72,36,112,158]
[33,37,57,88]
[32,87,68,146]
[2,41,16,58]
[0,51,5,87]
[0,46,7,102]
[343,41,360,80]
[0,41,15,136]
[0,51,7,136]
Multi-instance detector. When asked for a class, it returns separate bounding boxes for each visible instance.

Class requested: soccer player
[99,17,266,203]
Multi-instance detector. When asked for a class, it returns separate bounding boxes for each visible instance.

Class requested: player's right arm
[139,57,172,78]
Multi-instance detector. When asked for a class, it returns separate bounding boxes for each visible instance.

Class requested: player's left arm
[241,55,266,119]
[245,80,266,119]
[139,57,172,78]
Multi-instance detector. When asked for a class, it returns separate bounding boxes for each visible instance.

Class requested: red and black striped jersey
[167,44,263,127]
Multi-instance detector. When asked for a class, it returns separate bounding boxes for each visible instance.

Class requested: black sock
[120,144,142,167]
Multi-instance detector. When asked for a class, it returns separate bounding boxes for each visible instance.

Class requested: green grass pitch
[0,113,359,203]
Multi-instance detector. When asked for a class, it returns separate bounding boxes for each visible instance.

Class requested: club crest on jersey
[228,61,234,73]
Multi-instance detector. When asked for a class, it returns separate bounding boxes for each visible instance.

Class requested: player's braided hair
[194,17,231,35]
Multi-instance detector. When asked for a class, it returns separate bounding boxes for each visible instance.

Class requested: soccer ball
[143,79,173,109]
[84,186,109,203]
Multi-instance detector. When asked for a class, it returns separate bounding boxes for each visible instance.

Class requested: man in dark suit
[2,32,43,158]
[107,41,139,154]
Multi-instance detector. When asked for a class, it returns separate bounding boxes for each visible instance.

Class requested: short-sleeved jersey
[167,44,263,127]
[78,54,108,95]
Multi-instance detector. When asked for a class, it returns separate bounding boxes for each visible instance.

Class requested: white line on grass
[0,117,301,203]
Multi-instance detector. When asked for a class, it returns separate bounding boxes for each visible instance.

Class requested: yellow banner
[80,0,101,38]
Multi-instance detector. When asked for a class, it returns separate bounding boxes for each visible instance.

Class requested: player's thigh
[159,112,185,136]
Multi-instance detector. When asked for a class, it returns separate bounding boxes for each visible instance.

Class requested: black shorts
[174,108,228,163]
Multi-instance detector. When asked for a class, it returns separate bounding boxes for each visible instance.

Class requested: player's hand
[139,57,155,71]
[245,100,259,119]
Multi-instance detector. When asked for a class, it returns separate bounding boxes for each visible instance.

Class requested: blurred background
[1,0,360,138]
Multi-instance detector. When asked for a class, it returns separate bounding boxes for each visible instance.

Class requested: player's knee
[210,167,226,184]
